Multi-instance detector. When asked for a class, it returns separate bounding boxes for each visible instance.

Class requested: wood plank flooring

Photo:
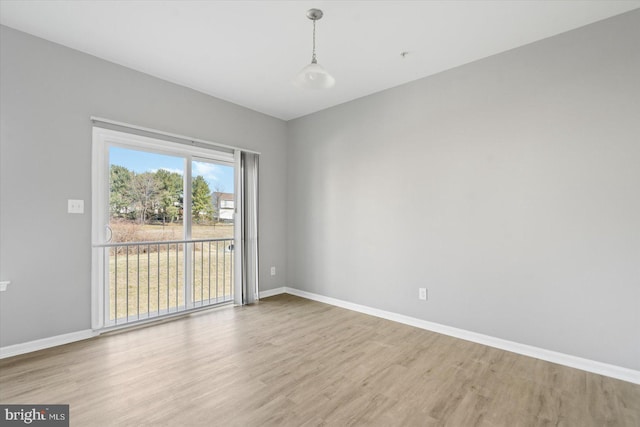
[1,294,638,426]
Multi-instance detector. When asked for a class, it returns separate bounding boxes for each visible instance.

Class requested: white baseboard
[0,330,97,359]
[3,288,638,384]
[284,287,640,385]
[259,287,286,299]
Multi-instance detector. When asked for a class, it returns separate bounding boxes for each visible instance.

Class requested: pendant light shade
[294,62,336,89]
[294,8,335,89]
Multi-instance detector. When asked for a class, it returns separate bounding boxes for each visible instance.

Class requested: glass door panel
[108,146,186,323]
[190,159,235,306]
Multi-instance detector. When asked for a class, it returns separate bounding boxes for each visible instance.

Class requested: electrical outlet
[270,266,276,276]
[68,199,84,214]
[419,288,427,301]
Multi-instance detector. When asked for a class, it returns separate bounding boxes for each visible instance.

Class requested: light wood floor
[1,294,638,426]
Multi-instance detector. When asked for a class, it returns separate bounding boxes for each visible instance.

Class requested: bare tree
[212,184,226,223]
[130,172,161,224]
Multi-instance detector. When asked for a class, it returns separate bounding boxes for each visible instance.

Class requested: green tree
[192,175,212,222]
[110,165,133,219]
[155,169,183,223]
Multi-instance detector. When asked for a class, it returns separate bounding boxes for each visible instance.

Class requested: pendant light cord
[311,19,317,64]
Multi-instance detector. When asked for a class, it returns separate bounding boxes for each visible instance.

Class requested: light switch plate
[68,199,84,214]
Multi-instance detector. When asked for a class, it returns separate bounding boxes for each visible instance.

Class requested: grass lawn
[107,222,234,322]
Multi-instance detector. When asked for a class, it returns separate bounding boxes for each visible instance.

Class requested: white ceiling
[1,1,638,121]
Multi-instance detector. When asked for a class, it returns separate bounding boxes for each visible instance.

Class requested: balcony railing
[93,238,234,327]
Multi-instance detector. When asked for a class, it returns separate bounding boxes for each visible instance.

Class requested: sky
[110,146,234,194]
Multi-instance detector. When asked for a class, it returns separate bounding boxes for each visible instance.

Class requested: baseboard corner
[259,287,287,299]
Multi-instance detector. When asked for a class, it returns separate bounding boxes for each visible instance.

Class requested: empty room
[1,1,639,425]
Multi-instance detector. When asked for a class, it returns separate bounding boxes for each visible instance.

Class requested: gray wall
[0,25,287,347]
[287,11,640,370]
[2,10,639,371]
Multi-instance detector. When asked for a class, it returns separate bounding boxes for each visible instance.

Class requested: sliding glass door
[92,127,236,329]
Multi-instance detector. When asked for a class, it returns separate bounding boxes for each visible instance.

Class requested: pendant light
[294,8,335,89]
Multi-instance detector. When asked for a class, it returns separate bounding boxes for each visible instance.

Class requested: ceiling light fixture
[293,8,335,90]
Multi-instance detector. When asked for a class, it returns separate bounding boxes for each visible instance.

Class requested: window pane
[191,160,234,240]
[109,146,184,242]
[190,160,235,306]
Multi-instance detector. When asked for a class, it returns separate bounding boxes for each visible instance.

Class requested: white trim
[91,126,109,330]
[283,287,640,385]
[91,116,261,155]
[93,127,235,163]
[4,287,636,384]
[259,287,286,299]
[0,281,10,292]
[0,330,97,359]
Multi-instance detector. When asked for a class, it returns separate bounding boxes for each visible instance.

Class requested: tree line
[110,165,217,224]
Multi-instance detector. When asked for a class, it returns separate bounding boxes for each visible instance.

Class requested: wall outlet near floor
[419,287,427,301]
[270,266,276,276]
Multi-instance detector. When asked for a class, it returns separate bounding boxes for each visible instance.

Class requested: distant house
[214,192,234,222]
